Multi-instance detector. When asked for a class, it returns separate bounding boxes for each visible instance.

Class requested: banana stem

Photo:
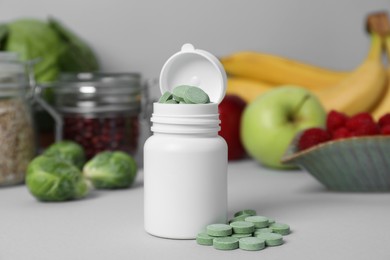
[367,33,382,61]
[386,36,390,62]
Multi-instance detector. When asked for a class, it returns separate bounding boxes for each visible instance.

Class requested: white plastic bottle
[144,44,228,239]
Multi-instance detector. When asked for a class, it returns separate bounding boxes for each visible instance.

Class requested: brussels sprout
[43,141,85,169]
[26,155,90,201]
[83,151,137,189]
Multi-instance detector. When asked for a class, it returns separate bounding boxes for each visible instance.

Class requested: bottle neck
[151,120,220,136]
[151,103,220,136]
[153,132,218,138]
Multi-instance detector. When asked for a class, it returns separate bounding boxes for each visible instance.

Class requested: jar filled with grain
[0,52,35,186]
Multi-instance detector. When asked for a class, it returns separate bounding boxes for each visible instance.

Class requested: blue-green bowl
[281,134,390,192]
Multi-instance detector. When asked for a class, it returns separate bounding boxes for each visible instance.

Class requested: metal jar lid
[53,72,142,115]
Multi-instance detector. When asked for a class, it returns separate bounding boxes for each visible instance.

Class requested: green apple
[240,86,326,169]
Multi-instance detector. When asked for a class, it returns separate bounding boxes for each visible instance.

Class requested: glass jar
[53,73,143,159]
[0,52,35,186]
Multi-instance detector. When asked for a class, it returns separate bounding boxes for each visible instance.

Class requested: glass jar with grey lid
[0,52,35,186]
[53,72,146,159]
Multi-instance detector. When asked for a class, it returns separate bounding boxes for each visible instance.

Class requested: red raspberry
[326,110,349,133]
[331,127,351,140]
[380,125,390,135]
[346,112,379,136]
[351,124,379,136]
[378,113,390,128]
[298,128,331,151]
[346,112,374,130]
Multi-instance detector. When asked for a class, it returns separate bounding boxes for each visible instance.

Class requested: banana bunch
[223,33,388,116]
[222,52,348,90]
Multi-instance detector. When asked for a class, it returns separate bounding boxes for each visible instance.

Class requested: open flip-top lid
[159,43,227,104]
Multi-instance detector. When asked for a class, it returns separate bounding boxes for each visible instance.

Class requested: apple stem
[293,94,311,116]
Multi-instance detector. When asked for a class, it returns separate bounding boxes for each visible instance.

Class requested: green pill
[256,233,283,246]
[196,232,214,246]
[164,99,178,104]
[239,237,266,251]
[270,223,290,235]
[183,86,210,104]
[206,224,232,237]
[231,233,253,238]
[254,228,273,235]
[230,221,255,234]
[158,91,173,103]
[268,218,275,225]
[172,85,191,102]
[234,209,257,217]
[229,213,252,223]
[213,237,239,250]
[245,216,269,228]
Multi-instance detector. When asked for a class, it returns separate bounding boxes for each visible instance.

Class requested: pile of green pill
[196,209,291,251]
[159,85,210,104]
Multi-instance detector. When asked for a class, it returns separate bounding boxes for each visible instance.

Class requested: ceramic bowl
[281,134,390,192]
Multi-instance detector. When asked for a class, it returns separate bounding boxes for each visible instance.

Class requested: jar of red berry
[53,73,144,159]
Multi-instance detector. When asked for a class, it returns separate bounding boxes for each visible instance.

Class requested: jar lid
[59,72,141,83]
[54,72,142,114]
[159,43,227,104]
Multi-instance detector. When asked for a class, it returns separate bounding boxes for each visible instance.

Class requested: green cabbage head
[0,18,99,83]
[26,155,90,201]
[83,151,137,189]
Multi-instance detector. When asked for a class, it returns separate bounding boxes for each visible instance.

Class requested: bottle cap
[159,43,227,104]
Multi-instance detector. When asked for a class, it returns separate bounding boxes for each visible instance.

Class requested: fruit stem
[386,36,390,62]
[367,12,390,62]
[366,12,390,37]
[291,94,310,120]
[367,33,382,61]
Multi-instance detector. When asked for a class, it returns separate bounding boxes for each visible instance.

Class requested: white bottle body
[144,103,228,239]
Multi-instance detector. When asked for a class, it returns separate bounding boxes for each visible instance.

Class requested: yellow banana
[313,33,386,115]
[371,36,390,119]
[220,51,348,90]
[226,77,273,103]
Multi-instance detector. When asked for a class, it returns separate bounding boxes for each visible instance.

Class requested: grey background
[1,0,389,98]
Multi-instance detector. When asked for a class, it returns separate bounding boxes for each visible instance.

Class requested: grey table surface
[1,159,390,260]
